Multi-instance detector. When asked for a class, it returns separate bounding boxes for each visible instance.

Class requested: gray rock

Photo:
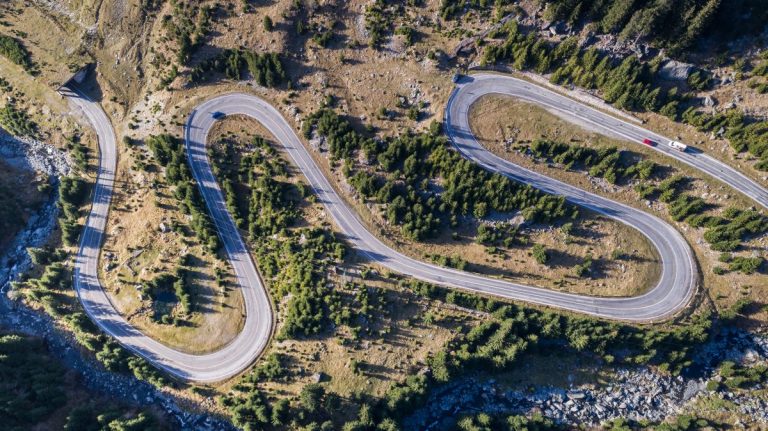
[659,59,694,81]
[0,131,71,177]
[310,372,325,383]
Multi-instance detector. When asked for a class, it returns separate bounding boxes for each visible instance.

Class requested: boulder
[310,372,325,383]
[659,59,694,81]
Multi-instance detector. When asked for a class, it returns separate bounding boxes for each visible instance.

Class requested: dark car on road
[212,111,226,119]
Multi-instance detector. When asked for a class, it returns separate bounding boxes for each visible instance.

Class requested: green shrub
[532,243,549,264]
[263,15,273,31]
[728,256,763,274]
[0,35,34,72]
[0,102,37,137]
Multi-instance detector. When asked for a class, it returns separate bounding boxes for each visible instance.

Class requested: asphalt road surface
[64,71,768,382]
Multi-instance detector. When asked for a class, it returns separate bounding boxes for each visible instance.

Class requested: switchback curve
[64,71,764,382]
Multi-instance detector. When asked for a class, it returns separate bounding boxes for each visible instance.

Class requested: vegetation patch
[57,176,88,246]
[146,134,220,251]
[527,139,656,184]
[188,49,287,88]
[0,333,163,430]
[440,0,512,20]
[304,110,576,241]
[161,1,213,65]
[0,34,35,73]
[0,101,37,137]
[541,0,768,55]
[209,132,348,339]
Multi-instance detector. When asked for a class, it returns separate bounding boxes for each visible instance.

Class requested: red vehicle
[642,138,656,147]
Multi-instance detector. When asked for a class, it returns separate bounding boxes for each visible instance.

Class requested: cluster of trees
[0,333,162,430]
[209,135,299,236]
[248,353,291,382]
[58,176,88,246]
[697,207,768,253]
[485,24,683,115]
[66,134,90,172]
[0,178,31,245]
[189,49,287,88]
[211,134,389,343]
[394,26,416,46]
[408,280,712,377]
[220,387,291,429]
[161,2,212,64]
[605,416,719,431]
[476,223,525,248]
[573,253,594,277]
[362,0,419,48]
[253,278,715,430]
[0,76,11,92]
[541,0,768,55]
[64,406,160,431]
[312,28,334,48]
[531,243,549,264]
[209,135,347,339]
[220,382,402,431]
[0,334,66,428]
[0,101,37,137]
[141,265,193,324]
[0,34,34,73]
[364,0,395,48]
[429,253,468,270]
[23,260,71,317]
[680,106,768,171]
[637,173,768,256]
[452,412,559,431]
[529,139,656,183]
[440,0,511,20]
[267,227,347,339]
[747,54,768,94]
[711,360,768,390]
[304,109,577,241]
[89,333,166,387]
[716,254,764,275]
[146,134,220,252]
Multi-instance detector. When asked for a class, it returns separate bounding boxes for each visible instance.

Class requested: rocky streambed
[0,132,70,290]
[406,328,768,429]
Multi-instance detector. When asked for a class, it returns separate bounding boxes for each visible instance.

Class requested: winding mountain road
[450,75,768,209]
[63,72,765,382]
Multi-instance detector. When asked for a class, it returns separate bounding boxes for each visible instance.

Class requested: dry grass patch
[97,124,245,354]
